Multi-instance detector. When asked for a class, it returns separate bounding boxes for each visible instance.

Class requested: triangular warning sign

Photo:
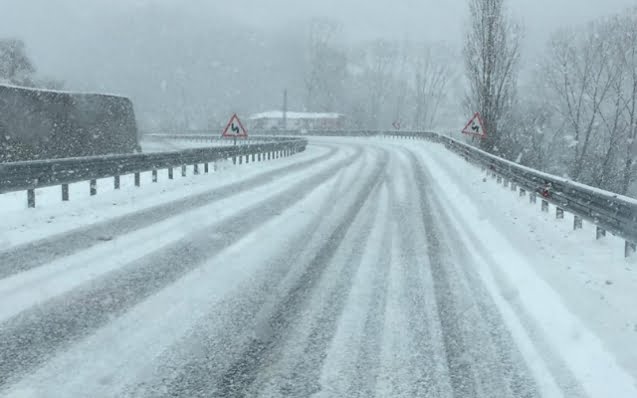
[462,112,487,139]
[222,113,248,138]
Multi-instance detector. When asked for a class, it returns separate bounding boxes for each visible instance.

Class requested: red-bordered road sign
[462,112,487,139]
[222,113,248,138]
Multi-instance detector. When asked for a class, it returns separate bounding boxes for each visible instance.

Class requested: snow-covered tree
[0,39,35,86]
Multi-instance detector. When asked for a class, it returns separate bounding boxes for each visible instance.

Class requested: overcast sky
[3,0,636,71]
[1,0,635,128]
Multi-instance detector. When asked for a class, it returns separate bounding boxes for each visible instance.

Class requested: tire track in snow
[120,144,376,398]
[374,148,453,398]
[0,146,361,389]
[209,148,389,397]
[0,144,347,278]
[405,147,540,398]
[249,172,387,398]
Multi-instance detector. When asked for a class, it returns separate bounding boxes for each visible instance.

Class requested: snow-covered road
[0,137,635,397]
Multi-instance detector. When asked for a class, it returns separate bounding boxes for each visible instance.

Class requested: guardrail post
[519,188,526,197]
[596,226,606,240]
[168,168,174,180]
[252,153,255,162]
[181,165,187,177]
[90,179,97,196]
[233,156,237,165]
[194,164,200,175]
[573,215,583,230]
[152,170,158,182]
[239,155,243,165]
[497,176,502,184]
[556,207,564,219]
[511,183,517,191]
[135,172,141,187]
[114,175,121,189]
[625,241,636,257]
[258,153,262,161]
[503,179,509,188]
[267,152,271,160]
[204,163,209,174]
[27,189,35,208]
[530,192,537,203]
[541,200,549,212]
[62,184,69,201]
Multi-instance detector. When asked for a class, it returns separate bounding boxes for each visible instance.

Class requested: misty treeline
[465,0,637,196]
[303,18,455,131]
[0,38,63,90]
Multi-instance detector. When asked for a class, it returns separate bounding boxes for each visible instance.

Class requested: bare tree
[0,39,35,85]
[413,44,450,130]
[305,18,347,112]
[364,39,397,130]
[543,23,619,182]
[392,40,410,129]
[618,9,637,194]
[464,0,521,155]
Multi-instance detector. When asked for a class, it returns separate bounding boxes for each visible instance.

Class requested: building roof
[249,111,343,120]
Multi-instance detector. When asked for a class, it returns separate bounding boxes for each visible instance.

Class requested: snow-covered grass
[383,137,637,396]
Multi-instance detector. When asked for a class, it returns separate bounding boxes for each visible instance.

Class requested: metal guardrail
[24,127,635,254]
[441,137,637,253]
[0,138,307,208]
[240,128,637,255]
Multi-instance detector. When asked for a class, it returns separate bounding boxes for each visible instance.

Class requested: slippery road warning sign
[222,114,248,138]
[462,112,487,139]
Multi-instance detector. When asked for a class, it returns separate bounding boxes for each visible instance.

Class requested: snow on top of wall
[0,83,128,100]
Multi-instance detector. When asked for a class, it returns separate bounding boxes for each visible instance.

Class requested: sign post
[222,113,248,145]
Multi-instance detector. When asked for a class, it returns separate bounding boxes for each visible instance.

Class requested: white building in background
[248,111,345,131]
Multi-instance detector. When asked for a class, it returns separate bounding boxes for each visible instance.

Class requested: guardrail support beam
[556,207,564,219]
[181,165,187,177]
[204,163,209,174]
[27,189,35,208]
[114,175,120,189]
[168,168,173,180]
[152,170,158,182]
[573,215,583,230]
[625,241,636,258]
[194,164,200,175]
[596,226,606,240]
[135,172,141,187]
[541,200,549,212]
[62,184,69,201]
[90,179,97,196]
